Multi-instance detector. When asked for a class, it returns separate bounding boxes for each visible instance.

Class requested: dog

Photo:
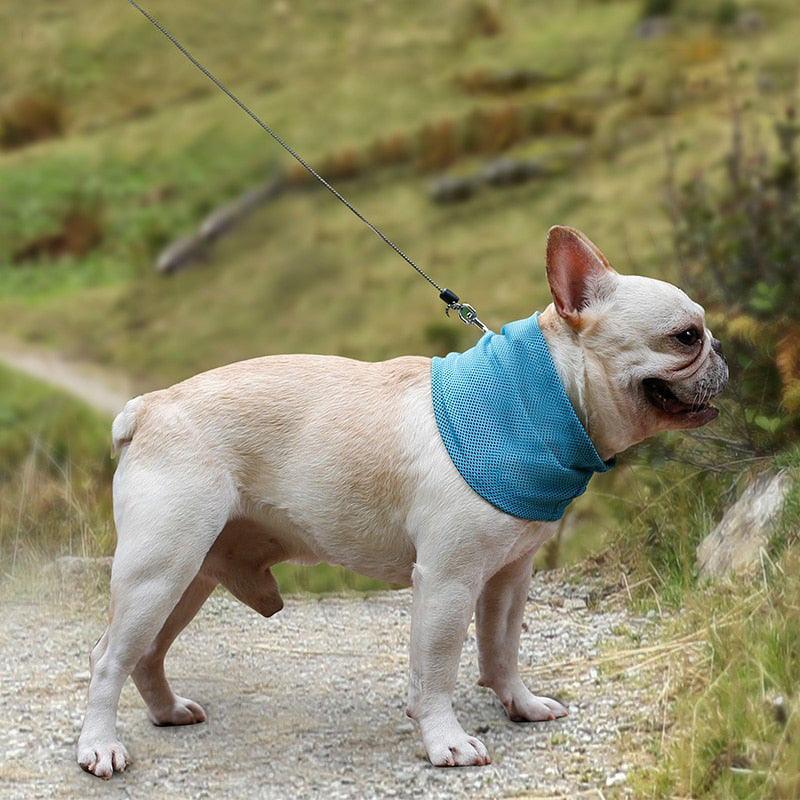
[77,226,728,777]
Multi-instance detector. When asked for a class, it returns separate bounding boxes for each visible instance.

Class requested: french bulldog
[77,226,728,777]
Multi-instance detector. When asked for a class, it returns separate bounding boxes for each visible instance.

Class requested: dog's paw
[503,690,568,723]
[77,739,129,779]
[481,675,568,722]
[422,723,491,767]
[148,696,207,726]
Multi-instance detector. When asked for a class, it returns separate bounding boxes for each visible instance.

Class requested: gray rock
[155,233,208,274]
[155,174,285,274]
[198,177,285,242]
[635,16,672,40]
[697,469,793,578]
[429,175,478,204]
[736,9,764,33]
[482,158,547,187]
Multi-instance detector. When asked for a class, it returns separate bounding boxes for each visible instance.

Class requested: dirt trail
[0,336,132,417]
[0,570,662,800]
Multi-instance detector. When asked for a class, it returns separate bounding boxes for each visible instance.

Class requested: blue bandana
[430,313,614,521]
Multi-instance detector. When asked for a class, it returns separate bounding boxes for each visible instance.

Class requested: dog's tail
[111,395,144,456]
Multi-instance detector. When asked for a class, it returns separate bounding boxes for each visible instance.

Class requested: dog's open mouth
[642,378,718,424]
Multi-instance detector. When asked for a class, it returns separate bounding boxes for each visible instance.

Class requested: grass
[2,0,799,384]
[0,363,114,568]
[637,552,800,798]
[0,364,386,592]
[617,446,800,797]
[1,0,798,580]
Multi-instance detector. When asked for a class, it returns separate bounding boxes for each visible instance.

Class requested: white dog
[77,226,728,777]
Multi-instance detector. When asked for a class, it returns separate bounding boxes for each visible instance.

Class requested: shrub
[455,68,551,96]
[12,206,103,263]
[462,105,525,155]
[462,2,502,38]
[0,93,65,150]
[318,147,362,180]
[714,0,740,27]
[666,105,800,449]
[369,132,412,167]
[641,0,675,18]
[416,119,461,172]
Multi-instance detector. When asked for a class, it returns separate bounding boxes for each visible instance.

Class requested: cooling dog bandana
[431,312,614,521]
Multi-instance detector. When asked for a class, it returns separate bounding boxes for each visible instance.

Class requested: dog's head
[543,225,728,454]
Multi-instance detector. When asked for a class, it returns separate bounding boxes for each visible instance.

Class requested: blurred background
[1,1,799,794]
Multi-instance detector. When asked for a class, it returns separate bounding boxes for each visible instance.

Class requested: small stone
[606,771,627,787]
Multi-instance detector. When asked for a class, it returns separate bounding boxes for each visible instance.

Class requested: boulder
[429,175,479,204]
[697,469,793,578]
[482,158,547,187]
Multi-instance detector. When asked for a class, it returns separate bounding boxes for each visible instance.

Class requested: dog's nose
[711,337,724,358]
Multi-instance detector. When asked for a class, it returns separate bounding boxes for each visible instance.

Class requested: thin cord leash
[126,0,490,334]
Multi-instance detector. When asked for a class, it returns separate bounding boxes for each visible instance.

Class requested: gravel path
[0,570,660,799]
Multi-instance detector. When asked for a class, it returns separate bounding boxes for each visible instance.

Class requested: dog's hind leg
[131,571,217,726]
[77,443,236,779]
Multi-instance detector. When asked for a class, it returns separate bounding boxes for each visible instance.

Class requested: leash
[125,0,491,335]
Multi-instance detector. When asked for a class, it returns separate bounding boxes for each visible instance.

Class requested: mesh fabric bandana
[431,312,614,521]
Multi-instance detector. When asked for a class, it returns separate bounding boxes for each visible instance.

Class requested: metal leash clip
[439,289,492,334]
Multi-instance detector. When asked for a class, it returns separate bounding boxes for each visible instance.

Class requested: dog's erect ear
[546,226,616,327]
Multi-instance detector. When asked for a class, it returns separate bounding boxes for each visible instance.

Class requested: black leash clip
[439,289,491,334]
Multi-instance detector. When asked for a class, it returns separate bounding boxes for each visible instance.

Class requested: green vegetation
[631,449,800,798]
[2,1,799,384]
[0,366,384,592]
[0,364,114,566]
[2,1,800,792]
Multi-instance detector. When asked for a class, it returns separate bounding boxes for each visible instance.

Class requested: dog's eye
[674,327,701,346]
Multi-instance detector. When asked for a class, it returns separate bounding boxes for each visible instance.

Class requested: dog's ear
[546,226,616,327]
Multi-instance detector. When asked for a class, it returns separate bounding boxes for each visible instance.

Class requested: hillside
[2,0,798,385]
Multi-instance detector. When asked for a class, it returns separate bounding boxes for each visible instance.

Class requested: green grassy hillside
[2,0,799,385]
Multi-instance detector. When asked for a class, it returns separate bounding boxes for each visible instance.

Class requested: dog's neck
[538,305,635,460]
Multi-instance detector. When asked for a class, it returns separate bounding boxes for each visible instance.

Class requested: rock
[198,177,285,242]
[736,9,764,33]
[635,16,672,40]
[156,174,285,274]
[482,158,547,187]
[697,470,793,578]
[429,175,479,204]
[155,233,208,274]
[605,770,627,787]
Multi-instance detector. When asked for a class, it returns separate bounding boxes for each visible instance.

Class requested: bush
[0,93,65,150]
[416,119,461,172]
[369,132,412,167]
[641,0,675,18]
[318,147,362,180]
[461,2,502,38]
[666,105,800,450]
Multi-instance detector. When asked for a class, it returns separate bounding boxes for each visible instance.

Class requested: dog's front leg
[476,551,568,722]
[405,561,491,767]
